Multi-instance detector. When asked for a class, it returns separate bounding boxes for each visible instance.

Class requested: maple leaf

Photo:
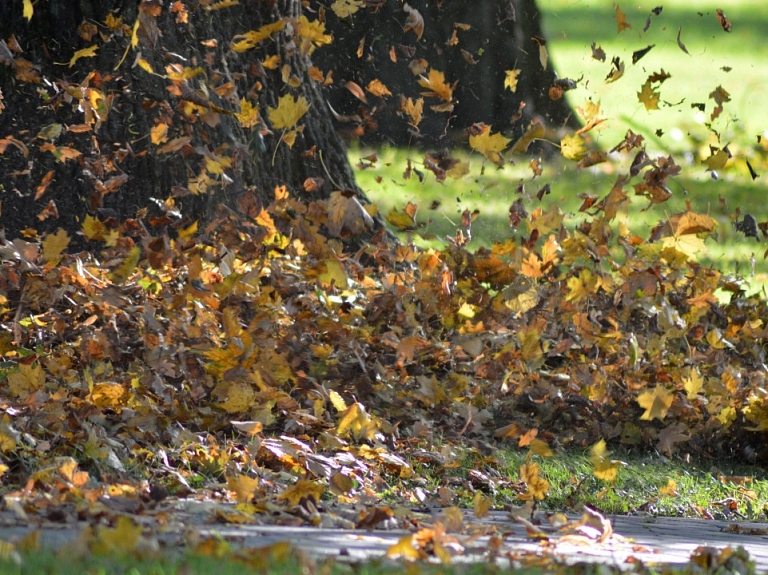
[277,479,324,507]
[400,96,424,127]
[637,386,674,421]
[504,69,521,92]
[469,125,510,167]
[235,98,261,129]
[23,0,33,20]
[683,368,704,400]
[638,80,660,111]
[295,15,332,49]
[227,474,260,504]
[615,4,631,32]
[417,69,454,102]
[331,0,363,18]
[657,423,689,456]
[7,363,45,398]
[268,94,310,130]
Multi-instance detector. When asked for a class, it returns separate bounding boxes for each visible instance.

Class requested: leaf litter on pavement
[2,1,768,571]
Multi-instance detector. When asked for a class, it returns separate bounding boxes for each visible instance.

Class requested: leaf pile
[1,0,768,543]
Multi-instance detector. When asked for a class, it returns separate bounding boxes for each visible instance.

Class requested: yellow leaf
[277,479,324,507]
[386,535,422,561]
[328,390,347,412]
[337,402,378,440]
[0,426,16,453]
[66,45,99,68]
[231,21,286,52]
[473,492,492,518]
[637,386,674,421]
[295,15,332,47]
[705,327,732,350]
[23,0,33,21]
[110,246,141,284]
[400,96,424,127]
[92,517,143,556]
[638,80,660,111]
[660,479,678,497]
[268,94,310,130]
[178,221,198,241]
[150,123,169,145]
[88,382,129,408]
[683,368,704,399]
[136,57,154,74]
[331,0,364,18]
[717,406,736,428]
[519,462,549,501]
[511,121,545,153]
[662,233,706,262]
[215,381,256,414]
[457,302,477,319]
[418,69,454,102]
[469,125,510,168]
[504,69,521,92]
[528,438,553,457]
[566,268,596,303]
[318,259,349,288]
[42,229,69,265]
[235,98,261,129]
[227,474,260,504]
[7,363,45,398]
[366,79,392,97]
[82,215,107,241]
[560,133,587,161]
[589,439,623,482]
[702,149,729,171]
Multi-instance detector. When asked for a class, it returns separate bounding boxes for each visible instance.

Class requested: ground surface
[2,501,767,571]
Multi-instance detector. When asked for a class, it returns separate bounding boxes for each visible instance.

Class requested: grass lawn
[353,1,768,296]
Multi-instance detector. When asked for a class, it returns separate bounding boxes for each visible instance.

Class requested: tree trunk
[313,0,578,147]
[0,0,366,242]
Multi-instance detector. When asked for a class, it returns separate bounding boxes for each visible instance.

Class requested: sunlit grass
[354,145,768,295]
[351,1,768,297]
[542,0,768,154]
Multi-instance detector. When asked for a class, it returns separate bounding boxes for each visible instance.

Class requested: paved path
[2,502,768,570]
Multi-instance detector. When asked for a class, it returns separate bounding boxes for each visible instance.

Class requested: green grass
[355,146,768,295]
[380,444,768,521]
[541,0,768,153]
[353,0,768,295]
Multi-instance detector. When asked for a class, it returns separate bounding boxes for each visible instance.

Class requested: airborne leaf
[268,94,310,130]
[469,125,510,168]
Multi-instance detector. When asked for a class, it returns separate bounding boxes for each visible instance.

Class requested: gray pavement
[2,502,768,570]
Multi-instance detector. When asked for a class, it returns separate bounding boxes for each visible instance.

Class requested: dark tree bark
[0,0,367,241]
[313,0,578,147]
[0,0,576,241]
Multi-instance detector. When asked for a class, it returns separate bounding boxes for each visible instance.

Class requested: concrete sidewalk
[1,503,767,570]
